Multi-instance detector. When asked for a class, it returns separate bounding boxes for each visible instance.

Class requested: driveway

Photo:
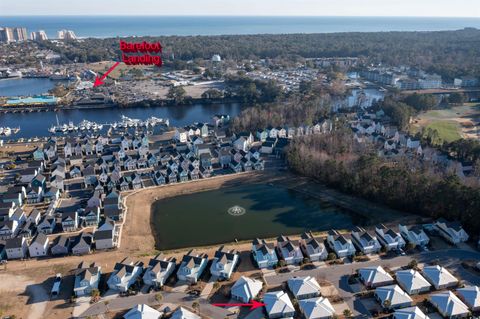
[79,291,233,318]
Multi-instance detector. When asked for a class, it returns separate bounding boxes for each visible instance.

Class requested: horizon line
[1,14,480,18]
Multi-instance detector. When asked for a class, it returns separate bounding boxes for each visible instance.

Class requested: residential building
[351,226,382,254]
[5,237,28,259]
[28,233,49,257]
[94,219,116,250]
[177,250,208,284]
[61,211,78,232]
[73,262,101,297]
[252,238,278,268]
[124,304,163,319]
[457,286,480,312]
[434,219,469,244]
[375,224,406,251]
[326,230,356,258]
[276,235,303,265]
[298,297,336,319]
[142,254,176,287]
[264,290,296,319]
[71,232,93,255]
[210,246,239,280]
[395,269,431,295]
[422,265,458,290]
[287,276,321,300]
[51,235,70,256]
[393,307,430,319]
[430,291,469,318]
[399,224,430,247]
[300,232,327,261]
[170,307,200,319]
[358,266,395,288]
[231,276,263,303]
[107,257,144,292]
[375,285,413,310]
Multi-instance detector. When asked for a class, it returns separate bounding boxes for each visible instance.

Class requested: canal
[151,183,385,250]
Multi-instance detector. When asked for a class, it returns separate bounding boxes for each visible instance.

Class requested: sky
[1,0,480,17]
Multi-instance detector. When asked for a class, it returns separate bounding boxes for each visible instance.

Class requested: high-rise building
[0,27,28,42]
[13,27,28,41]
[0,27,14,42]
[30,30,48,41]
[57,29,77,40]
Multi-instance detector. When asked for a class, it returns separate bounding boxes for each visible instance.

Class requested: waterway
[0,78,62,97]
[151,183,380,250]
[0,102,245,139]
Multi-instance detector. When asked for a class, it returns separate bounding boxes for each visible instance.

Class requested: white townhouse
[300,232,327,261]
[358,266,395,288]
[231,276,263,303]
[422,265,458,290]
[430,291,469,318]
[375,224,406,251]
[171,307,200,319]
[326,230,356,258]
[395,269,431,295]
[351,226,382,254]
[28,233,49,257]
[264,291,296,319]
[210,246,239,280]
[142,254,176,288]
[434,219,469,244]
[124,304,163,319]
[107,257,144,292]
[5,236,28,259]
[375,285,413,310]
[399,224,430,247]
[177,250,208,284]
[276,235,303,265]
[393,307,430,319]
[287,276,321,300]
[298,297,336,319]
[457,286,480,312]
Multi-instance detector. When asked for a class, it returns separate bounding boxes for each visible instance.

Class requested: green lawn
[425,120,462,143]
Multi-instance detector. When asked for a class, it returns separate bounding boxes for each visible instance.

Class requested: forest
[286,132,480,234]
[38,28,480,80]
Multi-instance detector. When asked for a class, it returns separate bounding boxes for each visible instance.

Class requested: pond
[151,183,376,250]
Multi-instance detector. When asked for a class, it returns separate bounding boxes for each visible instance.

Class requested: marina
[0,102,245,139]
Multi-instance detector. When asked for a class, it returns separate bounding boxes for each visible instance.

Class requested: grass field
[425,120,462,143]
[410,104,480,143]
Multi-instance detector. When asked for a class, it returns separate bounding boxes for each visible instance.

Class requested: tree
[408,259,418,270]
[104,300,110,312]
[167,85,187,102]
[278,260,286,268]
[343,309,352,318]
[201,89,223,99]
[213,282,220,290]
[383,299,391,309]
[90,288,100,298]
[448,92,465,105]
[155,292,163,302]
[192,301,200,313]
[327,252,337,261]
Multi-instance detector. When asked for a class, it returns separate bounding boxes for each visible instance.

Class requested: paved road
[264,249,480,318]
[79,291,232,318]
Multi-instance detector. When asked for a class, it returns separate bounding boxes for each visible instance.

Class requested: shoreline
[0,96,244,113]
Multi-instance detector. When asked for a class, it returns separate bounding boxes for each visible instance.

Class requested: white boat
[3,127,11,136]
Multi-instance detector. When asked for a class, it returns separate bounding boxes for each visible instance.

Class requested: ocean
[1,16,479,38]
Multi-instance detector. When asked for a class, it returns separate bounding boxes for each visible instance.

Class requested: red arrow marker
[212,300,265,310]
[93,61,120,87]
